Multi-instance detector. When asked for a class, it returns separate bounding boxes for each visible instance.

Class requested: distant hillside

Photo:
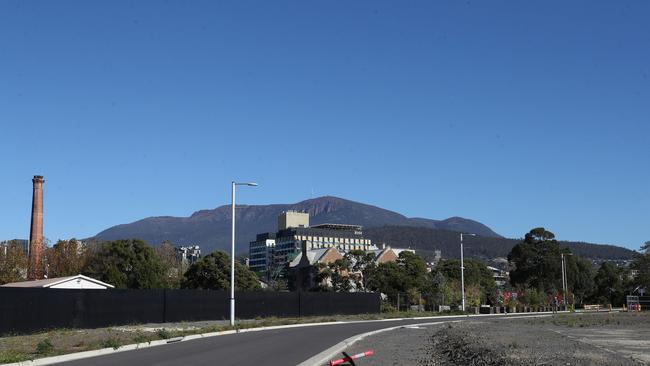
[94,196,501,253]
[94,196,634,261]
[365,226,637,261]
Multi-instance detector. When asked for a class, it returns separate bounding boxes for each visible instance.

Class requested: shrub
[102,338,122,350]
[36,339,54,355]
[133,333,149,344]
[156,328,171,339]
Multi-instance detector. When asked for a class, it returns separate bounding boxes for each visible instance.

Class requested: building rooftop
[1,274,115,289]
[310,223,363,231]
[289,247,341,267]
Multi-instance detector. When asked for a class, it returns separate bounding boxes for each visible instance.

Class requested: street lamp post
[460,233,476,312]
[230,181,258,327]
[561,252,573,306]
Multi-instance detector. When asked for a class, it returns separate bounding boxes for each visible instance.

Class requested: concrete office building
[278,211,309,231]
[249,211,377,274]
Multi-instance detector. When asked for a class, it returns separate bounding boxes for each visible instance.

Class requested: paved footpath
[57,314,547,366]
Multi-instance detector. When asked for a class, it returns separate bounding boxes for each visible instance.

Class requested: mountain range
[94,196,636,261]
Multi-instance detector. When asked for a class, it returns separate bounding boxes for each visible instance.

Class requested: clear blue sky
[1,1,648,250]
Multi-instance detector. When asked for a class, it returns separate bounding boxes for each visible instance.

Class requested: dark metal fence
[0,288,380,335]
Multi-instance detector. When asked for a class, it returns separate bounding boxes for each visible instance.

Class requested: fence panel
[79,289,165,328]
[0,288,380,335]
[164,289,229,322]
[0,288,76,334]
[300,292,380,316]
[238,291,300,318]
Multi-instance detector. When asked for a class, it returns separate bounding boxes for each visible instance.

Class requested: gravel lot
[340,312,650,366]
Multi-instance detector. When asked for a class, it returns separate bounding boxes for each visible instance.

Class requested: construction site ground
[342,311,650,366]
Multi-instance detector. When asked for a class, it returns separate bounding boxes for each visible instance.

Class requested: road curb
[4,312,563,366]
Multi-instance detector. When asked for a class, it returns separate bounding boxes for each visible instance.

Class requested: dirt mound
[424,324,510,366]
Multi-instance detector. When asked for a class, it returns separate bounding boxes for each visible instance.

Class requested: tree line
[287,227,650,309]
[1,230,648,309]
[509,228,649,307]
[0,239,260,291]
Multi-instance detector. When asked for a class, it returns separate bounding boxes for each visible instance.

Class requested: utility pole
[460,233,476,312]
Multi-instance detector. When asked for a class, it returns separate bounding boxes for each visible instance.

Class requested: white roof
[1,274,115,288]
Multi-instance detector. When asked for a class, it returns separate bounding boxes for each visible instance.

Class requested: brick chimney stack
[28,175,45,280]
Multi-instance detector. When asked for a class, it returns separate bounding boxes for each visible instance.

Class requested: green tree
[591,262,625,306]
[0,240,27,284]
[433,258,496,305]
[508,228,563,293]
[181,251,260,290]
[84,239,167,289]
[630,241,650,291]
[435,259,496,292]
[519,288,545,308]
[398,251,429,291]
[328,259,355,292]
[365,251,428,297]
[365,261,405,297]
[566,255,595,306]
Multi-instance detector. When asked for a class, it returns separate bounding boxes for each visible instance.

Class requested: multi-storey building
[249,233,276,273]
[249,211,377,275]
[175,245,201,266]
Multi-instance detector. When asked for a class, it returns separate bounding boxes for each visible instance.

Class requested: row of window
[293,235,370,245]
[306,242,367,251]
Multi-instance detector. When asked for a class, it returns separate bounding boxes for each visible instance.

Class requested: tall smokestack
[28,175,45,280]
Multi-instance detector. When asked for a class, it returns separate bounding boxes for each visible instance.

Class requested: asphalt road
[59,314,541,366]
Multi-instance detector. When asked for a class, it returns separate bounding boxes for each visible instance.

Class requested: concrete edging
[5,312,565,366]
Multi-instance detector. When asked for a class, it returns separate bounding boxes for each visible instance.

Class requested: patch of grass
[0,350,32,363]
[36,338,54,355]
[102,337,122,350]
[53,328,75,337]
[509,341,519,349]
[132,332,150,344]
[156,328,171,339]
